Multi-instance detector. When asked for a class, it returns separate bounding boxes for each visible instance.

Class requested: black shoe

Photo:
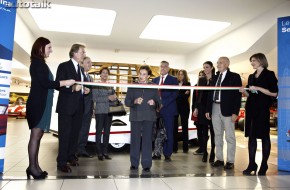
[103,154,112,160]
[211,160,224,167]
[183,150,188,153]
[42,171,48,176]
[202,153,208,162]
[57,165,72,173]
[26,168,46,179]
[193,148,203,155]
[258,163,268,176]
[68,159,79,166]
[164,156,172,162]
[224,162,235,170]
[98,155,104,161]
[209,152,215,163]
[77,152,93,158]
[152,155,161,160]
[143,168,150,172]
[130,166,138,170]
[243,163,258,175]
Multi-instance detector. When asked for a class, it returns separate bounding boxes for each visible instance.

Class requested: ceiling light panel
[140,15,231,43]
[28,4,116,36]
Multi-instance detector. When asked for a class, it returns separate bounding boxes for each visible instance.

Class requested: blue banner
[278,16,290,171]
[0,0,17,173]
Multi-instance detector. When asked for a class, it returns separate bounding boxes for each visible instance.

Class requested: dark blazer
[26,58,60,128]
[152,75,178,116]
[55,60,84,115]
[206,69,242,116]
[176,82,191,114]
[83,74,93,115]
[125,82,162,122]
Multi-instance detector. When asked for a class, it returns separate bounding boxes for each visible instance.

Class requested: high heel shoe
[258,163,268,175]
[42,171,48,176]
[209,151,215,163]
[26,168,46,179]
[243,163,258,175]
[202,153,208,162]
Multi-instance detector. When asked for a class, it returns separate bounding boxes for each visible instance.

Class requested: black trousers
[77,109,93,154]
[95,114,112,156]
[173,112,189,152]
[130,121,153,168]
[57,101,83,167]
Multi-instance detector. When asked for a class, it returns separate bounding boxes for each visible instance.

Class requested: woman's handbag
[109,99,127,116]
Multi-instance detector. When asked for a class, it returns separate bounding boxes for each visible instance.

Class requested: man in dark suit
[77,56,94,158]
[55,44,90,172]
[152,61,178,162]
[206,56,242,169]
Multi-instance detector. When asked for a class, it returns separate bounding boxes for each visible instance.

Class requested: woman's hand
[147,99,155,105]
[193,108,198,117]
[134,97,143,104]
[239,87,245,93]
[72,84,82,92]
[84,87,90,94]
[60,79,75,87]
[108,94,117,101]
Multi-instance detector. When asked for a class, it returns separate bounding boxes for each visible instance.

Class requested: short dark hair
[160,60,169,66]
[139,65,152,76]
[99,67,110,75]
[249,53,268,68]
[30,37,50,60]
[69,44,86,58]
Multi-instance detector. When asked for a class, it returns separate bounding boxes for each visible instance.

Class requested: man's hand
[205,112,211,120]
[231,114,238,123]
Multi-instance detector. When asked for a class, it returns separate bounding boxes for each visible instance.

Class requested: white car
[50,91,197,151]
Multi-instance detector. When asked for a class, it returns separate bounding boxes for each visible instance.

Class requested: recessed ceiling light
[28,4,116,36]
[140,15,231,43]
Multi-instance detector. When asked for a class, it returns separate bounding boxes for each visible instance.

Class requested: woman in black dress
[240,53,278,175]
[193,61,215,162]
[26,37,75,179]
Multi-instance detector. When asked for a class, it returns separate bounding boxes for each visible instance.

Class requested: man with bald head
[206,57,242,170]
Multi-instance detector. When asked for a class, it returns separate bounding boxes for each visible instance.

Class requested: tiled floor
[0,118,289,190]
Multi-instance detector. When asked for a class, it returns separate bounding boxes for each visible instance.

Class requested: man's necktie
[159,76,164,96]
[214,73,223,101]
[77,64,81,81]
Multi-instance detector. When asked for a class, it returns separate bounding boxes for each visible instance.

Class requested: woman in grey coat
[92,67,116,160]
[125,65,162,172]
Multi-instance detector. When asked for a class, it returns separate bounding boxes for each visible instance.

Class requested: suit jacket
[206,69,242,116]
[55,60,85,115]
[152,75,178,116]
[83,74,93,115]
[176,82,191,114]
[125,82,162,121]
[26,58,60,128]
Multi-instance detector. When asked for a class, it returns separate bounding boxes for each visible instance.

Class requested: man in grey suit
[206,57,242,170]
[77,56,94,158]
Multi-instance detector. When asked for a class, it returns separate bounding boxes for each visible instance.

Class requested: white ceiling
[12,0,290,84]
[16,0,289,54]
